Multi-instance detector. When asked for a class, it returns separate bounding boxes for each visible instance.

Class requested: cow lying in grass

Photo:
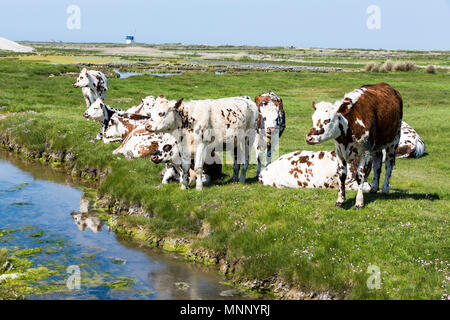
[83,98,125,140]
[83,97,154,141]
[395,121,425,158]
[73,68,108,108]
[150,132,222,186]
[113,126,221,185]
[254,91,286,176]
[146,96,257,190]
[306,83,403,209]
[259,150,371,191]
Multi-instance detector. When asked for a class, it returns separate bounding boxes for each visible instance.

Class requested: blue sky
[1,0,449,50]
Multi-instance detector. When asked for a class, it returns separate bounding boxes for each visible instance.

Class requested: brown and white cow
[259,150,371,191]
[73,68,108,108]
[395,121,425,158]
[254,91,286,176]
[306,83,403,209]
[103,112,150,144]
[146,96,257,190]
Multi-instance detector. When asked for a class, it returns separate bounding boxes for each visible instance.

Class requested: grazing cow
[71,212,102,233]
[73,68,108,108]
[306,83,403,209]
[146,96,257,190]
[150,132,223,185]
[395,121,425,158]
[254,91,286,176]
[259,150,371,191]
[83,98,124,140]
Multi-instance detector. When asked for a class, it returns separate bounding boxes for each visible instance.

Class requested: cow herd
[73,68,425,209]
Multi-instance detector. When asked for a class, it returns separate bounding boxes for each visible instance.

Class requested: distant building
[125,35,135,44]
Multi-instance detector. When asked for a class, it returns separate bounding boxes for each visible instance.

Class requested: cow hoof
[369,188,378,194]
[355,204,364,210]
[335,201,344,208]
[180,184,187,190]
[196,185,203,191]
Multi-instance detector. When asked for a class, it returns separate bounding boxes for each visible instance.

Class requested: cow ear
[312,101,316,110]
[141,97,144,103]
[174,98,184,109]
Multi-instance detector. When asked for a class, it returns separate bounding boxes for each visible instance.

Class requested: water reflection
[0,150,260,300]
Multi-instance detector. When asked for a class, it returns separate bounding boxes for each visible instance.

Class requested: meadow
[0,49,449,299]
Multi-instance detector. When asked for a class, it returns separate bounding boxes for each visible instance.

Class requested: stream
[0,150,259,300]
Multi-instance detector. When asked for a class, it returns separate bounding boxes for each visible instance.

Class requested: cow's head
[83,98,104,122]
[146,96,184,132]
[150,133,178,165]
[255,91,283,136]
[73,68,90,88]
[306,101,341,145]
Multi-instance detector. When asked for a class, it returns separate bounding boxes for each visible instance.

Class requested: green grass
[0,56,449,300]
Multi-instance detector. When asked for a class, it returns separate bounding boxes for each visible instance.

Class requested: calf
[73,68,108,108]
[146,96,257,190]
[150,133,222,185]
[254,91,286,176]
[259,150,371,191]
[83,98,124,140]
[306,83,402,209]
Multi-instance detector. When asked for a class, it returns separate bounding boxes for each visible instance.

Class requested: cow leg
[239,136,251,183]
[266,145,273,167]
[335,158,347,207]
[232,144,241,182]
[180,161,190,190]
[255,142,263,177]
[382,144,396,194]
[194,143,207,191]
[355,153,371,209]
[370,151,383,193]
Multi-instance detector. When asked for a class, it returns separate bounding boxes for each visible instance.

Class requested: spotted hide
[254,91,286,176]
[395,121,425,158]
[306,83,403,209]
[259,150,371,191]
[73,68,108,108]
[146,96,257,191]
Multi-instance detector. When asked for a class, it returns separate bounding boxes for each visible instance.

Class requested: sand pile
[0,37,34,52]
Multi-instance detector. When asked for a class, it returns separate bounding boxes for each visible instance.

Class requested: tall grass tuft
[379,59,394,72]
[365,61,379,72]
[392,61,417,72]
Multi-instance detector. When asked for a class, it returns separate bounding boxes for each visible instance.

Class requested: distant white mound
[0,37,34,53]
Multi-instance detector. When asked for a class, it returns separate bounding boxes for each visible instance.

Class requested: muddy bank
[0,133,338,300]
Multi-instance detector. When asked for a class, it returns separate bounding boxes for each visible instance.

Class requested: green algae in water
[0,229,18,238]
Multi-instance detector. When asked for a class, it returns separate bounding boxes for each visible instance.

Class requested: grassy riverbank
[0,54,449,299]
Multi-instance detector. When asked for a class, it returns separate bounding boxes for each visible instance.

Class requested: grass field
[0,48,449,299]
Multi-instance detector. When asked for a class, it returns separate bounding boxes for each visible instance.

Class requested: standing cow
[306,83,403,209]
[146,96,258,190]
[254,91,286,176]
[73,68,108,108]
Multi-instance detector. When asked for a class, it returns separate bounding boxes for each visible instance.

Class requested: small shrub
[365,61,379,72]
[425,64,436,74]
[393,61,417,72]
[380,59,394,72]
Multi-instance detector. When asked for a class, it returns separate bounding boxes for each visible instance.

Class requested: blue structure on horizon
[125,35,135,44]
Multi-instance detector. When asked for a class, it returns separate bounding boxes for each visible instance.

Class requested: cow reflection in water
[71,212,103,233]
